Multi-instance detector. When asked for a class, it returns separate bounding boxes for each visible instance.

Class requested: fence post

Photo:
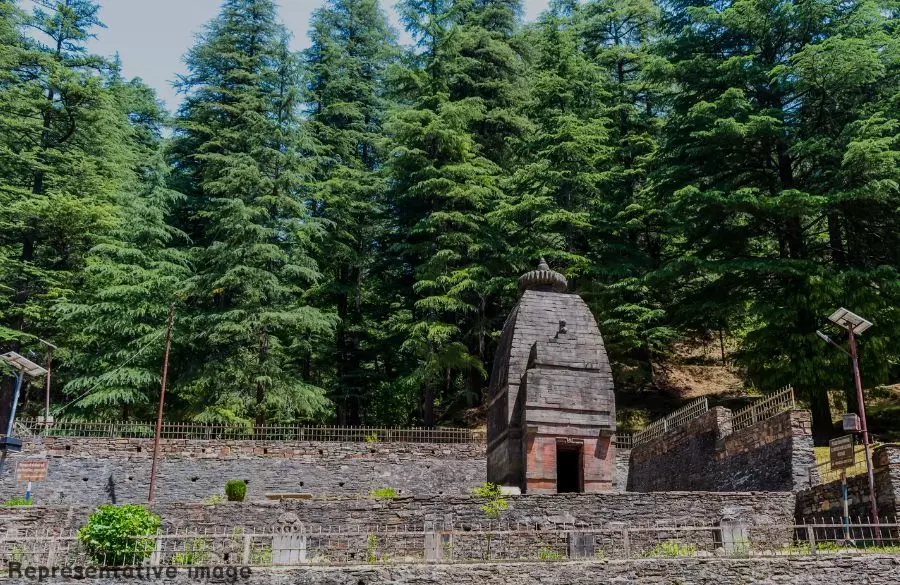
[806,526,817,555]
[242,534,252,565]
[622,529,631,558]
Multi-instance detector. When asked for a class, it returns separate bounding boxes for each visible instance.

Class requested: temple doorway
[556,445,583,493]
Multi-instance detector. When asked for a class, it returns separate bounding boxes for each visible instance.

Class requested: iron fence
[4,520,900,569]
[15,420,483,444]
[614,434,634,449]
[732,386,795,432]
[632,398,709,446]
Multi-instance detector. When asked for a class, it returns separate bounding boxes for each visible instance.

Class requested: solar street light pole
[847,326,879,531]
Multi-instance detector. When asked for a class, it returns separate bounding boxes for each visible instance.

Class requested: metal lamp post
[816,308,879,528]
[0,352,48,477]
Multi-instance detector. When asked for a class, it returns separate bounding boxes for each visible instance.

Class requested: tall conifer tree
[170,0,334,425]
[304,0,396,424]
[654,0,900,435]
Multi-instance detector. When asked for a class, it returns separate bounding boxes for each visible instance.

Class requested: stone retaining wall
[0,437,485,504]
[6,557,900,585]
[627,409,815,492]
[1,492,796,536]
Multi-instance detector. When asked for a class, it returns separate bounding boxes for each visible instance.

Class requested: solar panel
[0,351,48,377]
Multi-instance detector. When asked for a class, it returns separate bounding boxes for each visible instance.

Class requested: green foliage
[364,432,379,444]
[224,480,247,502]
[369,487,398,499]
[170,537,211,565]
[77,504,161,566]
[538,547,565,561]
[645,540,697,558]
[2,497,32,506]
[169,0,336,425]
[366,533,378,563]
[202,494,225,504]
[471,482,508,519]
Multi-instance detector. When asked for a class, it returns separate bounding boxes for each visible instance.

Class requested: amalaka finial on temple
[518,258,568,294]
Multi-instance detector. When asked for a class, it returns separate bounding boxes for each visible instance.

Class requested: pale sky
[81,0,552,112]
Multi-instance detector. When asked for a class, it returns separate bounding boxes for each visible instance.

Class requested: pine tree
[578,0,673,385]
[497,5,609,275]
[303,0,396,425]
[654,0,900,436]
[385,0,503,424]
[55,78,190,420]
[170,0,335,425]
[0,0,131,422]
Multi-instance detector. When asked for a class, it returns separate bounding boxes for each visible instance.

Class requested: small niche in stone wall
[339,482,345,487]
[299,482,304,487]
[65,445,71,451]
[191,477,199,482]
[128,476,134,481]
[136,446,141,453]
[263,448,268,454]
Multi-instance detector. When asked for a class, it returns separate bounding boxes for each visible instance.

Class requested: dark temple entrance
[556,445,583,493]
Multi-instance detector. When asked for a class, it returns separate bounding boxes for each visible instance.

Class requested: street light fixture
[817,307,879,527]
[0,351,48,476]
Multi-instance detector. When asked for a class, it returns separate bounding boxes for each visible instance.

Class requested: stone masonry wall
[627,409,815,492]
[1,491,796,536]
[796,445,900,521]
[0,437,486,505]
[6,557,900,585]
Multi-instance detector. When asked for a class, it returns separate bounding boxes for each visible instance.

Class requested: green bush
[3,497,32,506]
[369,487,398,500]
[77,504,161,566]
[471,482,508,519]
[225,480,247,502]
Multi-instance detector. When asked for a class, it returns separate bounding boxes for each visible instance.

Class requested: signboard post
[15,459,48,503]
[830,436,856,541]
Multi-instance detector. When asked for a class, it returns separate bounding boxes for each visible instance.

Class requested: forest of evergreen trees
[0,0,898,436]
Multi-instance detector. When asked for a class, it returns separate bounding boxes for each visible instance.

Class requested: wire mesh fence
[732,386,795,432]
[809,443,882,487]
[5,520,899,569]
[632,398,709,446]
[15,420,484,444]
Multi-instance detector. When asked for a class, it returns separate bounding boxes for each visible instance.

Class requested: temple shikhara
[486,259,616,493]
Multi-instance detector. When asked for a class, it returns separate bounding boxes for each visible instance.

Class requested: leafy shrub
[471,482,508,519]
[3,498,32,506]
[225,480,247,502]
[646,540,697,558]
[171,537,210,565]
[364,432,379,443]
[366,533,378,563]
[77,504,161,566]
[369,487,398,500]
[202,494,225,504]
[538,547,565,561]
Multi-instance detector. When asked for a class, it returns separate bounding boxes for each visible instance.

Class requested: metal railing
[15,420,484,444]
[732,386,795,432]
[614,434,634,449]
[4,520,899,568]
[632,398,709,447]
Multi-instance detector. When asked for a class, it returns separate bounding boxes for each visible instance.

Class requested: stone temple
[487,259,616,493]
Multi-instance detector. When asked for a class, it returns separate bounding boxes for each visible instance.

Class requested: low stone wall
[627,409,815,492]
[796,445,900,521]
[0,437,486,505]
[6,557,900,585]
[1,491,796,536]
